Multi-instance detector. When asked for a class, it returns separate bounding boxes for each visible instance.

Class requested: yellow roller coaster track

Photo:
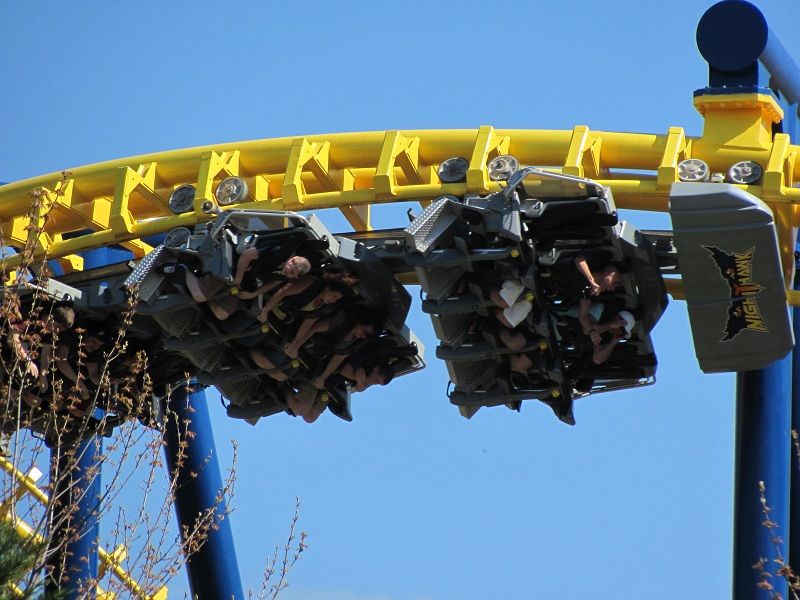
[0,455,168,600]
[1,92,799,302]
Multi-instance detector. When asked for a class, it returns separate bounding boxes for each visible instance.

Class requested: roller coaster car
[0,209,426,439]
[123,209,425,423]
[218,326,424,425]
[0,279,177,446]
[406,166,667,425]
[668,183,793,373]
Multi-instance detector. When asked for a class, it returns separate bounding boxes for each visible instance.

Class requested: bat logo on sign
[703,245,768,341]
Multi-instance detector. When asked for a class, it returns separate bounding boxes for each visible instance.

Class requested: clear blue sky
[3,2,799,598]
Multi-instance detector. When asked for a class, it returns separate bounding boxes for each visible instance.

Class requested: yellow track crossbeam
[0,456,167,600]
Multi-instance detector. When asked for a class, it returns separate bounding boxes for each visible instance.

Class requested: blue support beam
[695,2,800,597]
[51,221,244,598]
[781,17,800,588]
[791,262,800,573]
[46,437,103,599]
[697,0,800,109]
[734,365,792,599]
[163,386,244,600]
[44,246,121,597]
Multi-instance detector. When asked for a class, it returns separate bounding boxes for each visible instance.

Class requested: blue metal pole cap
[697,0,768,72]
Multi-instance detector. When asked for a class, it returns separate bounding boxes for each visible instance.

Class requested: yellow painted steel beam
[0,456,168,600]
[0,513,117,600]
[0,456,50,505]
[691,92,799,284]
[2,512,44,545]
[0,465,43,514]
[1,102,799,296]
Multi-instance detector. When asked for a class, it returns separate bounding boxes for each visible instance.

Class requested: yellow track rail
[0,455,167,600]
[1,92,798,295]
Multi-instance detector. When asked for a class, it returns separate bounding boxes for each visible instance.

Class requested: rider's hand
[26,362,39,379]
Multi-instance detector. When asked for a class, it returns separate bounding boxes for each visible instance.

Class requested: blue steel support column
[696,3,800,597]
[791,258,800,572]
[781,0,800,567]
[734,364,792,598]
[46,438,102,599]
[164,386,244,600]
[46,248,123,596]
[776,0,800,576]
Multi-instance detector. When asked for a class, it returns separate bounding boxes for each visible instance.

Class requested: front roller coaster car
[405,162,668,425]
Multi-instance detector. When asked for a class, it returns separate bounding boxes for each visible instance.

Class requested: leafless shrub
[250,498,308,600]
[0,174,307,598]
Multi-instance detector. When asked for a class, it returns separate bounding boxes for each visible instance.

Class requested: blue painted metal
[696,0,800,110]
[785,73,800,583]
[49,235,134,276]
[782,18,800,580]
[46,437,103,599]
[697,1,767,70]
[775,95,799,142]
[791,253,800,575]
[692,86,774,98]
[734,364,792,599]
[80,245,134,270]
[759,32,800,108]
[60,234,244,599]
[695,2,800,597]
[44,247,122,596]
[163,386,244,600]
